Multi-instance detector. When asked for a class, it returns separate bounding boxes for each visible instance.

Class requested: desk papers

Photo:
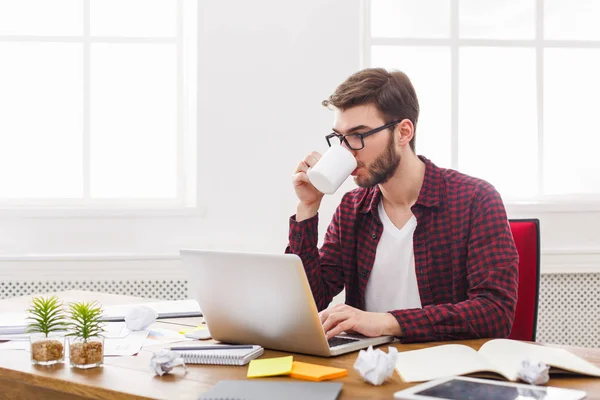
[0,299,201,335]
[102,299,201,321]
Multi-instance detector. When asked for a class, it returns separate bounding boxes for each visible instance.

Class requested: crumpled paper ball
[517,359,550,385]
[125,305,158,331]
[353,345,398,385]
[150,350,187,376]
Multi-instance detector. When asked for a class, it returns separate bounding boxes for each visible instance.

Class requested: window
[366,0,600,204]
[0,0,197,209]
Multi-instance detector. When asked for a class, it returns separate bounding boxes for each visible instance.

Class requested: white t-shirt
[365,201,422,313]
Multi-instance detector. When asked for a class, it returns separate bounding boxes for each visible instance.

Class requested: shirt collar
[415,155,442,208]
[358,155,442,214]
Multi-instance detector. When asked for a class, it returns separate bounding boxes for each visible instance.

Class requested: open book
[395,339,600,383]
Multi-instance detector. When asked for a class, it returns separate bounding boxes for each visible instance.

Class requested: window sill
[0,205,207,219]
[506,200,600,214]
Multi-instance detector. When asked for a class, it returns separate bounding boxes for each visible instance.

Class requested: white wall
[0,0,362,279]
[1,0,599,281]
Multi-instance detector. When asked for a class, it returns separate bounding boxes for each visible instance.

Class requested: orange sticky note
[290,361,348,381]
[247,356,293,378]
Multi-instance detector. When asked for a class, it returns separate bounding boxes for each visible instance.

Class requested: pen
[169,345,255,351]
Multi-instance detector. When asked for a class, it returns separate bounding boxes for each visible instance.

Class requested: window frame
[0,0,198,216]
[362,0,600,212]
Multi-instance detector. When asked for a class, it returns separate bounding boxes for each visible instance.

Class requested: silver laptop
[180,249,394,357]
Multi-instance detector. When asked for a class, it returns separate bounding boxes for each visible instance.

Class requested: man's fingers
[303,154,319,169]
[329,303,347,312]
[294,161,309,174]
[326,320,352,339]
[292,172,310,187]
[320,304,353,327]
[319,309,330,324]
[321,311,349,334]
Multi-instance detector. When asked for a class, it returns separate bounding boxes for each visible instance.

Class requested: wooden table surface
[2,291,600,400]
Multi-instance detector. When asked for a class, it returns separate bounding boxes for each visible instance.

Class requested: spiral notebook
[174,345,264,366]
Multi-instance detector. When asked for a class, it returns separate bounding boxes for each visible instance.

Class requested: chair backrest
[508,218,541,341]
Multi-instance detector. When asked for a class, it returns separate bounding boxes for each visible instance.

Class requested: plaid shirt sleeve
[390,184,519,343]
[285,211,345,310]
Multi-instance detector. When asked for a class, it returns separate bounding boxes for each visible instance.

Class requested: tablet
[393,376,587,400]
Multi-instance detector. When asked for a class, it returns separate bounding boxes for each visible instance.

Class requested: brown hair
[322,68,420,152]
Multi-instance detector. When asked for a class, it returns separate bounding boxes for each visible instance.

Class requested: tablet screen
[415,378,577,400]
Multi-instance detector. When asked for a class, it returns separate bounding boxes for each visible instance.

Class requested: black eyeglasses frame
[325,120,402,150]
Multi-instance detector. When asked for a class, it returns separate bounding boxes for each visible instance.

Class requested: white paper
[395,344,497,382]
[0,299,201,336]
[0,334,31,341]
[518,359,550,385]
[0,312,28,335]
[145,327,192,345]
[150,349,187,376]
[0,340,29,351]
[125,306,157,331]
[104,331,149,356]
[102,322,130,338]
[103,299,201,321]
[354,346,398,385]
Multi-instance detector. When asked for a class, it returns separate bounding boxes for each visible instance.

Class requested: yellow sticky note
[178,325,208,335]
[247,356,293,378]
[290,361,348,381]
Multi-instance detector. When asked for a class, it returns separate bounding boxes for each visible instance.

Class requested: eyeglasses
[325,120,401,150]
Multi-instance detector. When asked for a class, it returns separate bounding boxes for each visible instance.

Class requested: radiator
[0,280,188,301]
[1,274,598,348]
[537,273,600,348]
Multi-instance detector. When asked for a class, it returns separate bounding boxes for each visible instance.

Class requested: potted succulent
[26,296,68,365]
[67,301,106,369]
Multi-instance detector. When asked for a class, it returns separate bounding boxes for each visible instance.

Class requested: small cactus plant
[26,296,68,365]
[67,301,105,368]
[67,301,105,341]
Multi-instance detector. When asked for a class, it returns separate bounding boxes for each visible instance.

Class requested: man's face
[332,104,401,188]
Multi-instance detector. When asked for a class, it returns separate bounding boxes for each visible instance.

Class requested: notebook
[395,338,600,383]
[198,380,343,400]
[174,345,263,366]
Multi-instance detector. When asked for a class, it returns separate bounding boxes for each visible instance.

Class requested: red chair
[508,219,541,341]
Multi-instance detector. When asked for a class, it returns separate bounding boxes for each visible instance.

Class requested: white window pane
[0,43,83,198]
[544,49,600,195]
[0,0,82,36]
[459,48,537,199]
[90,0,176,37]
[371,46,451,168]
[459,0,535,39]
[90,44,177,198]
[545,0,600,40]
[371,0,450,39]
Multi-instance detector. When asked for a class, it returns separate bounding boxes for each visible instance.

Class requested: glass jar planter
[30,332,65,365]
[68,336,104,369]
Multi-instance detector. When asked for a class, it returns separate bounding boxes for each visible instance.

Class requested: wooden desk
[2,292,600,399]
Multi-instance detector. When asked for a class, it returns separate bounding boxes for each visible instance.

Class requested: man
[286,68,518,343]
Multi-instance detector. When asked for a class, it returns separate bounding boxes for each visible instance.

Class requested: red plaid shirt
[286,156,518,343]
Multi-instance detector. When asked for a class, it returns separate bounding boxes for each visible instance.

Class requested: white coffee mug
[307,143,357,194]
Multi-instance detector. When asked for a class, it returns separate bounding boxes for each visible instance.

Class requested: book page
[479,339,600,381]
[395,344,503,382]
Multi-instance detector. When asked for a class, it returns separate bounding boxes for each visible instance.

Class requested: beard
[354,131,401,188]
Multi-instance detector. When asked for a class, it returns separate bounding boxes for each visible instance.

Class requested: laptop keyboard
[328,336,360,348]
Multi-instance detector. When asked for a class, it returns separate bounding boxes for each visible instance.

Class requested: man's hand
[319,304,402,339]
[292,151,325,221]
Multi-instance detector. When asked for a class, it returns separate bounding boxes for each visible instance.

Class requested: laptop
[180,249,394,357]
